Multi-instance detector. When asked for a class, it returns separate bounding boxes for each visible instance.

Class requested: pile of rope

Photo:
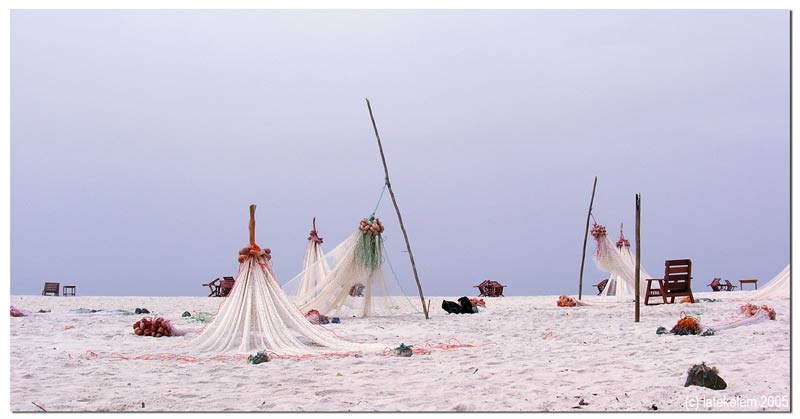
[237,244,271,264]
[359,217,385,236]
[557,295,577,307]
[739,303,776,320]
[670,312,702,335]
[133,317,175,338]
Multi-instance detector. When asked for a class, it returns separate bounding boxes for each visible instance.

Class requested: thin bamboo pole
[365,98,430,320]
[635,194,641,323]
[578,177,598,300]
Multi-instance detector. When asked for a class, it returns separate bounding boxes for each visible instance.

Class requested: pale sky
[11,10,789,296]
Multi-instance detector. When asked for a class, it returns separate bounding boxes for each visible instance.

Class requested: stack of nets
[738,304,776,320]
[557,295,578,307]
[670,312,702,335]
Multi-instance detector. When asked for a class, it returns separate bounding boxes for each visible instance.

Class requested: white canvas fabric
[750,265,790,301]
[190,249,378,355]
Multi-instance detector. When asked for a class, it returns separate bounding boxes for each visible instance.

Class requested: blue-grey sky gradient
[11,10,789,296]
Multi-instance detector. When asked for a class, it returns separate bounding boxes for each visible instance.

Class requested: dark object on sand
[181,311,191,318]
[442,300,462,314]
[656,327,668,335]
[248,351,271,364]
[700,328,715,336]
[685,362,727,390]
[331,317,341,324]
[458,297,476,314]
[134,308,150,315]
[393,343,413,357]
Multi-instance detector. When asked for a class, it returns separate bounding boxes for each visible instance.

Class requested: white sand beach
[9,292,789,412]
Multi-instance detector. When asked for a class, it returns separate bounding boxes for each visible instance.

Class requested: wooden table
[62,285,76,296]
[739,279,758,290]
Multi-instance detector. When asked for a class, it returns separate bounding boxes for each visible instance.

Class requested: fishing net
[284,216,413,318]
[592,223,652,302]
[189,209,384,355]
[749,265,790,301]
[670,312,702,335]
[295,221,331,303]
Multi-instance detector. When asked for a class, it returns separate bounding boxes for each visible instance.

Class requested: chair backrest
[709,278,721,286]
[43,282,60,294]
[663,259,692,291]
[223,276,234,281]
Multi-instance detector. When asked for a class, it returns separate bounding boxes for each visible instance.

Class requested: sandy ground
[9,292,790,412]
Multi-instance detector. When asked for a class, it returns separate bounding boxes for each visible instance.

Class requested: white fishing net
[190,247,380,355]
[592,223,652,302]
[296,226,331,303]
[749,265,790,301]
[284,218,416,318]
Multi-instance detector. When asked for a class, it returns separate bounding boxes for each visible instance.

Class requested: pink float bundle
[359,217,384,236]
[739,304,776,320]
[10,306,26,317]
[133,317,174,338]
[237,244,271,264]
[469,298,486,308]
[557,295,577,307]
[304,309,330,325]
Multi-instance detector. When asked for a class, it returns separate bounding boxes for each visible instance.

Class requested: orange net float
[670,311,702,335]
[237,244,272,264]
[738,304,776,320]
[557,295,577,307]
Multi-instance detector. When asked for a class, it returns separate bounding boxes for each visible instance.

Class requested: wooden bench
[42,282,60,296]
[645,259,695,305]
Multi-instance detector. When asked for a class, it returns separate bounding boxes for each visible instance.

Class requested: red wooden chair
[645,259,695,305]
[219,277,236,297]
[42,282,60,296]
[707,278,722,292]
[594,278,609,295]
[203,278,221,297]
[722,280,737,291]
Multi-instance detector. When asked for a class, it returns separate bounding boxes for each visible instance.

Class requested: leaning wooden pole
[578,176,598,300]
[365,98,430,320]
[635,194,641,323]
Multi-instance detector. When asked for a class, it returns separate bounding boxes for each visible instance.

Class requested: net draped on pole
[284,216,407,318]
[189,206,379,355]
[296,220,331,303]
[592,223,652,302]
[750,265,790,301]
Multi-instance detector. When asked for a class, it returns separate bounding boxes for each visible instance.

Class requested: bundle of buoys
[470,298,486,308]
[10,306,26,317]
[304,309,330,325]
[739,303,776,320]
[308,229,323,244]
[590,223,607,239]
[557,295,577,307]
[359,217,385,236]
[670,312,702,335]
[237,244,271,264]
[133,317,174,338]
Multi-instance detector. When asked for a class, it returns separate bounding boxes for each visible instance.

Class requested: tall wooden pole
[635,194,641,323]
[365,98,430,320]
[249,204,257,245]
[578,176,598,300]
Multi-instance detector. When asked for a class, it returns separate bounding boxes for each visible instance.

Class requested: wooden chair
[42,282,60,296]
[645,259,695,305]
[707,278,722,292]
[722,280,737,291]
[349,283,365,297]
[594,278,609,295]
[219,277,236,297]
[203,278,221,297]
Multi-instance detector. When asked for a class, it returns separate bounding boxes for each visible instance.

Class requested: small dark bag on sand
[441,300,462,314]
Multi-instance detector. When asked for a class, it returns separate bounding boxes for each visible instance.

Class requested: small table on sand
[739,279,758,291]
[62,285,76,296]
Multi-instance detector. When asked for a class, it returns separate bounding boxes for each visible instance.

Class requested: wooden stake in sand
[635,194,641,323]
[365,98,430,320]
[578,176,598,300]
